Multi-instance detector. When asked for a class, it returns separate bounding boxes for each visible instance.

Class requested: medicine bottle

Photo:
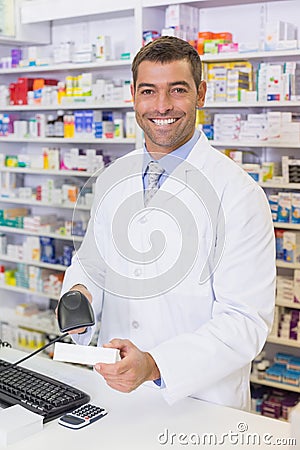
[54,110,65,137]
[46,115,55,137]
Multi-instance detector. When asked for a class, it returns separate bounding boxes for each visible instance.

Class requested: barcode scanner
[0,290,95,375]
[57,290,95,333]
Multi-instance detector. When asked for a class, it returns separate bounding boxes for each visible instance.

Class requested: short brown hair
[132,36,202,90]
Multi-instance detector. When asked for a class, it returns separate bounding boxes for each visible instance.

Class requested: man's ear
[197,80,207,108]
[130,83,135,108]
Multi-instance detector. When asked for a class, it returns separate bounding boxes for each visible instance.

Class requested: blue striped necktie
[144,161,165,206]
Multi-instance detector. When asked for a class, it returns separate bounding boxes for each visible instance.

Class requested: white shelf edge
[250,374,300,393]
[273,223,300,230]
[267,335,300,348]
[21,1,136,24]
[0,59,132,75]
[142,0,294,9]
[276,260,300,269]
[0,167,98,177]
[205,101,300,108]
[0,307,60,335]
[0,254,67,271]
[211,140,300,148]
[0,137,135,145]
[259,182,300,190]
[0,102,133,111]
[0,226,84,242]
[202,49,300,62]
[0,284,59,300]
[276,299,300,310]
[0,197,90,211]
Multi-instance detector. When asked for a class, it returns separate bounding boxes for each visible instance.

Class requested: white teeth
[152,118,177,125]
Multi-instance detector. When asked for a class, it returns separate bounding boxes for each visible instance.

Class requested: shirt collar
[142,129,200,177]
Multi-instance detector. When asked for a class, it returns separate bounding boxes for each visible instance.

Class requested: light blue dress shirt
[142,129,201,192]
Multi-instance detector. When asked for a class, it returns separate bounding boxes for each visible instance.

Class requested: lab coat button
[134,268,142,277]
[132,321,139,329]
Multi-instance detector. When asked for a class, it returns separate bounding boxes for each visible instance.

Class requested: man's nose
[155,92,173,114]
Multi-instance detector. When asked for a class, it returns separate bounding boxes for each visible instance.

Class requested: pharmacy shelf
[0,307,60,335]
[202,49,300,63]
[276,260,300,270]
[205,101,300,108]
[0,167,98,177]
[0,102,133,111]
[0,137,135,145]
[0,59,132,75]
[250,374,300,393]
[276,299,300,310]
[143,0,294,9]
[0,226,84,243]
[0,197,90,211]
[211,140,300,148]
[273,223,300,230]
[259,182,300,190]
[267,335,300,348]
[0,254,67,271]
[0,284,60,300]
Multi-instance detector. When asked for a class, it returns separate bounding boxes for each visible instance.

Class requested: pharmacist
[60,36,275,410]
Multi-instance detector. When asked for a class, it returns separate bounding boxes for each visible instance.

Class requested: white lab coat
[62,132,275,410]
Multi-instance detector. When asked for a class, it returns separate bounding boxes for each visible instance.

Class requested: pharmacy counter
[0,348,294,450]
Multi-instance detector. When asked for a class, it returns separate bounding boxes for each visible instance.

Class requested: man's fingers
[95,360,128,376]
[103,338,132,350]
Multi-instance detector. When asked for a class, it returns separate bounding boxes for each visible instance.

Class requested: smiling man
[60,36,276,410]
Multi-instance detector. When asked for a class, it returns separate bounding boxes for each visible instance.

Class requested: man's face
[131,59,206,157]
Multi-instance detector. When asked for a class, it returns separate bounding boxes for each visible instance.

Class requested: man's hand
[94,339,160,393]
[55,284,92,335]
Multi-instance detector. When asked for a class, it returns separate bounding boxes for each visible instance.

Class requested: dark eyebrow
[137,81,191,90]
